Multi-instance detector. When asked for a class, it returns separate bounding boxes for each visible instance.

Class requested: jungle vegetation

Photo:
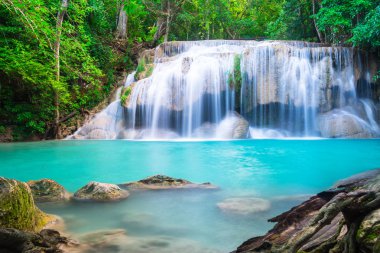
[0,0,379,140]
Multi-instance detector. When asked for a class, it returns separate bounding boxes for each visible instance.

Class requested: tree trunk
[153,17,165,46]
[54,0,68,139]
[116,2,128,40]
[164,1,170,42]
[312,0,324,43]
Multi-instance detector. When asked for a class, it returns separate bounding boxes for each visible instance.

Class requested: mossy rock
[0,177,54,232]
[134,49,155,81]
[135,59,154,81]
[121,85,133,107]
[357,208,380,250]
[27,179,71,203]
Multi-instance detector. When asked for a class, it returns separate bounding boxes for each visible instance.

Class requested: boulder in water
[0,177,55,232]
[74,182,130,201]
[217,197,270,215]
[120,175,218,190]
[27,179,71,203]
[318,109,377,138]
[215,112,250,139]
[234,169,380,253]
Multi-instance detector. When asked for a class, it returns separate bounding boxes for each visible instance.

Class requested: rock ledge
[235,169,380,253]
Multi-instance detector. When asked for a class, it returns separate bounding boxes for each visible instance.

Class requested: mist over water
[1,140,380,252]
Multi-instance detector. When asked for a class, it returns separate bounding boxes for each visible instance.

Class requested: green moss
[134,57,154,81]
[357,220,380,245]
[121,86,132,106]
[135,58,146,79]
[146,64,154,77]
[228,54,242,110]
[0,178,52,232]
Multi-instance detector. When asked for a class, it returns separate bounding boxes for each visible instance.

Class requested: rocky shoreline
[234,169,380,253]
[0,175,218,252]
[1,171,380,252]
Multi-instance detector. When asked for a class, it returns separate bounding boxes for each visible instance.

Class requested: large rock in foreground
[235,169,380,253]
[0,177,54,232]
[120,175,218,190]
[0,228,74,253]
[27,179,71,203]
[74,182,130,201]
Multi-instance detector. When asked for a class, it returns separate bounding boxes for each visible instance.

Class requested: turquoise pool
[1,140,380,252]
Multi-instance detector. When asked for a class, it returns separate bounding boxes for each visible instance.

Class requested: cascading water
[70,40,379,139]
[69,72,135,140]
[123,42,248,139]
[241,42,359,136]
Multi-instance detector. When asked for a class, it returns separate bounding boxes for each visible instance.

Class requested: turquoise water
[1,140,380,252]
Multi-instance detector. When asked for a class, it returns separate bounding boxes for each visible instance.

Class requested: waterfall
[241,42,358,136]
[68,72,135,139]
[71,40,379,139]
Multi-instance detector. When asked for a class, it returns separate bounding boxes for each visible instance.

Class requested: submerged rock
[217,197,270,215]
[27,179,71,202]
[74,182,129,201]
[120,175,218,190]
[0,177,55,232]
[235,169,380,253]
[76,228,222,253]
[0,228,74,253]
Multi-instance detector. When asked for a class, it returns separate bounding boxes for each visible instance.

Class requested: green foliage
[233,55,242,91]
[121,86,132,105]
[0,0,379,140]
[0,0,123,139]
[135,58,146,78]
[315,0,375,44]
[351,5,380,47]
[228,54,242,110]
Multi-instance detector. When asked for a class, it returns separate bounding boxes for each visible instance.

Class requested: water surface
[1,139,380,252]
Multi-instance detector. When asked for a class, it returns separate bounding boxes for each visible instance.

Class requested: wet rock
[0,228,73,253]
[215,112,250,139]
[87,129,109,139]
[356,209,380,251]
[235,169,380,253]
[74,182,129,201]
[217,197,270,215]
[232,116,250,138]
[120,175,218,190]
[134,49,155,81]
[182,57,193,74]
[27,179,71,203]
[0,177,55,232]
[318,110,377,138]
